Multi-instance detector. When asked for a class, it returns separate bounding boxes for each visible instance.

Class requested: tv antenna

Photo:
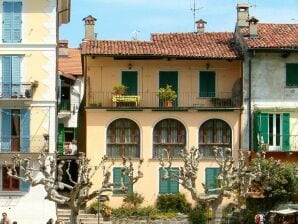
[248,0,257,15]
[132,30,140,41]
[190,0,203,31]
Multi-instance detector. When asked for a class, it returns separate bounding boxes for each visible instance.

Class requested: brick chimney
[236,3,249,27]
[247,16,259,38]
[83,15,97,40]
[196,19,207,33]
[59,40,68,56]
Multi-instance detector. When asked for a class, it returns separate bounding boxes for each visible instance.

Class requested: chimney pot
[247,16,259,38]
[196,19,207,33]
[236,3,249,27]
[83,15,97,40]
[58,40,69,56]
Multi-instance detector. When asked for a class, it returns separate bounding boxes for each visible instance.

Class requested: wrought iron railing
[0,136,48,152]
[88,91,241,108]
[259,134,298,152]
[0,82,33,99]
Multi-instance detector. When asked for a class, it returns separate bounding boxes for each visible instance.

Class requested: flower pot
[163,100,173,107]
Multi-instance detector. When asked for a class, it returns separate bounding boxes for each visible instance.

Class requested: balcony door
[2,56,21,98]
[159,71,178,106]
[122,71,138,95]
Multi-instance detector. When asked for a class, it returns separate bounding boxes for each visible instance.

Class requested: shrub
[156,193,191,213]
[112,206,158,218]
[123,192,144,208]
[188,206,208,224]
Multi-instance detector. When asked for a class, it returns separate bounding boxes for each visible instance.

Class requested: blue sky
[60,0,298,47]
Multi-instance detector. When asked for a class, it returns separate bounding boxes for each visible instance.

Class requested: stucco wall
[86,110,241,207]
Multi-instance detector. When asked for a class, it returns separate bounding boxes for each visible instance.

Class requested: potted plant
[157,84,177,107]
[113,84,127,95]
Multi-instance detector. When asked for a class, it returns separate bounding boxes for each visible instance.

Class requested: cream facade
[0,0,70,223]
[83,56,242,207]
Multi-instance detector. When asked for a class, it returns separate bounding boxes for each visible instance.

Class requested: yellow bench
[112,95,141,107]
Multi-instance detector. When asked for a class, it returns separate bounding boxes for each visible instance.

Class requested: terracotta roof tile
[58,48,82,76]
[81,32,239,59]
[241,23,298,49]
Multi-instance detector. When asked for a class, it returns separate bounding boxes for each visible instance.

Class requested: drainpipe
[248,57,252,151]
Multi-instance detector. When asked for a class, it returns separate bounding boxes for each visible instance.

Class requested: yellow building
[80,17,242,207]
[0,0,70,223]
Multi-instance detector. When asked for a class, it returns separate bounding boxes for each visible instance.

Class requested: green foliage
[112,206,177,219]
[157,85,177,101]
[188,206,208,224]
[251,158,298,202]
[156,193,191,213]
[123,192,144,208]
[113,84,127,95]
[87,200,111,214]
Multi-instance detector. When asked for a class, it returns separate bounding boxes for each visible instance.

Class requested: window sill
[285,86,298,88]
[0,191,25,196]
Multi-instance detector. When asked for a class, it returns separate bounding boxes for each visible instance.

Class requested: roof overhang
[58,0,71,26]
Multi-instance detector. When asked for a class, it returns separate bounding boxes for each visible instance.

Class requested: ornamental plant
[157,85,177,102]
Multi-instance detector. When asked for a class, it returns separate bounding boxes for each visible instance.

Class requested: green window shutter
[113,167,122,195]
[57,123,65,155]
[169,168,179,193]
[199,71,215,97]
[282,113,290,151]
[122,71,138,95]
[113,167,132,194]
[205,168,220,195]
[259,113,269,144]
[253,111,261,150]
[286,64,298,87]
[20,109,30,152]
[159,168,169,194]
[159,71,178,106]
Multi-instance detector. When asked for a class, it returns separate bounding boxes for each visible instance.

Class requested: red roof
[58,48,82,76]
[81,32,239,59]
[240,23,298,49]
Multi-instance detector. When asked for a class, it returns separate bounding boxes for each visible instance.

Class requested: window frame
[153,119,186,158]
[2,165,20,191]
[106,118,140,158]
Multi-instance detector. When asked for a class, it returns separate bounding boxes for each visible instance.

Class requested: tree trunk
[69,209,79,224]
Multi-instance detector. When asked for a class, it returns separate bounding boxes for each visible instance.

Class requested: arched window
[153,119,186,158]
[106,119,140,158]
[199,119,231,158]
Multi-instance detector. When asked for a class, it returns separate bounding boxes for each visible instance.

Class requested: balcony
[0,82,35,98]
[0,135,48,153]
[259,134,298,152]
[88,91,241,109]
[58,99,71,112]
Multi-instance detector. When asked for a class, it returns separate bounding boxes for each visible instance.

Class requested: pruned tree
[159,146,262,223]
[4,153,143,224]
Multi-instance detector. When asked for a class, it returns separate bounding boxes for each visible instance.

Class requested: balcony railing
[0,136,48,152]
[259,134,298,152]
[88,91,241,108]
[59,99,71,111]
[0,82,34,99]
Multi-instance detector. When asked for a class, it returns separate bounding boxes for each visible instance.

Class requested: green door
[122,71,138,95]
[159,71,178,106]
